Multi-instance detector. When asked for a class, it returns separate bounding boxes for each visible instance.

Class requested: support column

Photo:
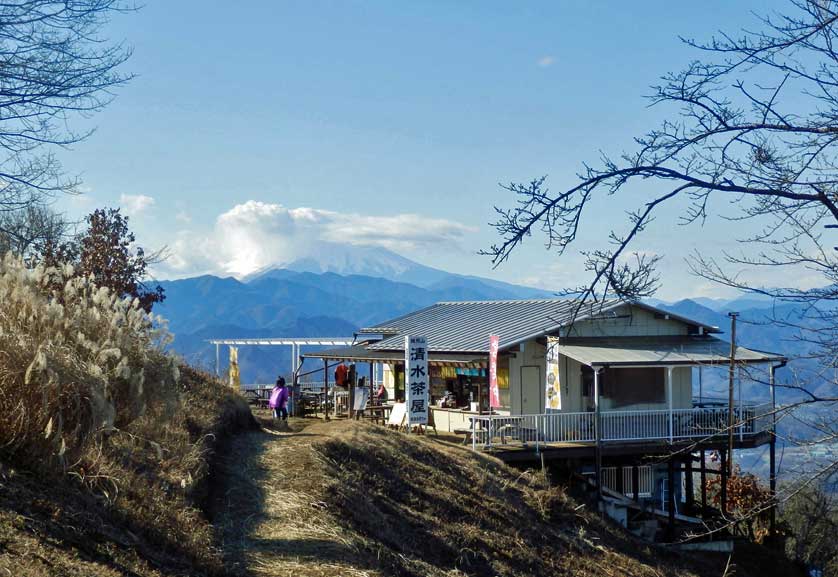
[349,364,355,420]
[632,464,640,503]
[615,464,624,496]
[368,362,375,416]
[594,368,602,501]
[323,359,330,422]
[700,450,708,515]
[667,458,676,541]
[769,364,778,538]
[666,366,674,442]
[215,343,220,377]
[685,454,694,514]
[720,449,728,515]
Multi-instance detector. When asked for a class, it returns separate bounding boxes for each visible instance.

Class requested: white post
[666,366,674,442]
[594,368,602,499]
[215,343,220,376]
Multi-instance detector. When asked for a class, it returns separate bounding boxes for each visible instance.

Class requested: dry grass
[0,254,180,470]
[0,365,257,576]
[213,419,802,577]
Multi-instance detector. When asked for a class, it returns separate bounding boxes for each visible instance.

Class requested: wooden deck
[481,431,772,464]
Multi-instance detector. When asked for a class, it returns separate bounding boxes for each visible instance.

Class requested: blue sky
[54,0,799,300]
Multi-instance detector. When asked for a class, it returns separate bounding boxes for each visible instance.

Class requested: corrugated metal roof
[360,298,719,353]
[556,336,785,366]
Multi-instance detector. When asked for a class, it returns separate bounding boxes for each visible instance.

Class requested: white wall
[564,304,691,338]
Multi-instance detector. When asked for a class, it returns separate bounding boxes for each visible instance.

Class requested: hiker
[269,377,289,421]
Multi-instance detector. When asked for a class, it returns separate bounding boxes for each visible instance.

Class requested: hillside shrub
[0,254,179,470]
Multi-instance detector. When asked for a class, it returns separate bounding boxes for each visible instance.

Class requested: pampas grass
[0,253,179,469]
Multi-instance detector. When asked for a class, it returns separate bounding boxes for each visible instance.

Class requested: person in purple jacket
[269,377,289,421]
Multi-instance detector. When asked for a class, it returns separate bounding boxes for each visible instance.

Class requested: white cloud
[160,200,477,278]
[537,55,555,68]
[120,194,155,216]
[175,210,192,224]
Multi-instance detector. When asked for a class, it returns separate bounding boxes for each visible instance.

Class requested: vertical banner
[545,336,562,410]
[489,335,500,408]
[405,335,429,425]
[228,346,241,390]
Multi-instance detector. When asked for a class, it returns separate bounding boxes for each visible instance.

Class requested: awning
[302,344,488,367]
[556,336,785,367]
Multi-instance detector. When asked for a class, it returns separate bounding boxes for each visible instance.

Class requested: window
[602,367,665,407]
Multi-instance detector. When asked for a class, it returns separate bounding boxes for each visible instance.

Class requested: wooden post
[667,458,676,540]
[594,368,602,501]
[323,359,330,422]
[720,449,728,515]
[684,455,694,514]
[632,464,640,502]
[700,450,708,515]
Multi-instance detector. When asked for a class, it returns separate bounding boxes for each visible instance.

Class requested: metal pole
[667,366,674,442]
[769,363,778,538]
[323,359,330,422]
[594,367,602,501]
[215,343,220,377]
[728,312,739,478]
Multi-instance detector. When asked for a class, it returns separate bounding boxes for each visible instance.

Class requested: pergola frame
[207,338,355,379]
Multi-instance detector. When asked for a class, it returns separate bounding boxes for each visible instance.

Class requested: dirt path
[212,419,382,577]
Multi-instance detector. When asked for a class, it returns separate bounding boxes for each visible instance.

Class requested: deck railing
[469,402,773,451]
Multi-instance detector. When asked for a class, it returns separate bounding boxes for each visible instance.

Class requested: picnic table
[364,403,393,425]
[243,387,272,409]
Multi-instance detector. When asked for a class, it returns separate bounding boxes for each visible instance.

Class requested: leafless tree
[484,0,838,522]
[0,203,72,261]
[0,1,133,214]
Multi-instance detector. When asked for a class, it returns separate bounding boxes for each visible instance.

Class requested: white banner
[546,336,562,410]
[405,335,429,425]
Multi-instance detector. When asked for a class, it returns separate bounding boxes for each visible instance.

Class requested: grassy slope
[214,419,803,577]
[0,366,257,577]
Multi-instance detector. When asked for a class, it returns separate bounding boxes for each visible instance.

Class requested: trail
[212,420,381,577]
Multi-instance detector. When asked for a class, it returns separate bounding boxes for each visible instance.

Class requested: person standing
[269,377,289,421]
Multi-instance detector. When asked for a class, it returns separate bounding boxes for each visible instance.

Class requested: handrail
[467,403,773,451]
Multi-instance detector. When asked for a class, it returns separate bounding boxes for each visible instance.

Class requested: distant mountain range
[157,245,821,407]
[156,246,553,382]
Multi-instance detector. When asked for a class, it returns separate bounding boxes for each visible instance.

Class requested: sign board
[405,335,429,425]
[489,335,500,408]
[353,386,369,411]
[545,336,562,410]
[388,402,407,427]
